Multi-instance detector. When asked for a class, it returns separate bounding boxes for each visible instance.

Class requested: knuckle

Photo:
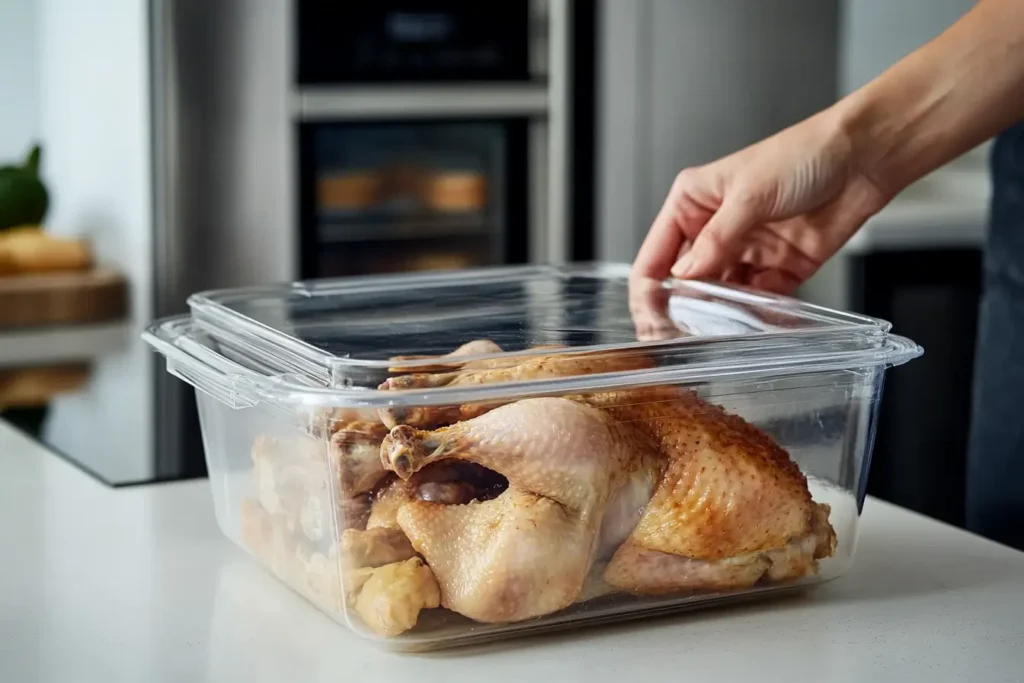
[730,187,760,212]
[673,167,701,192]
[700,230,729,257]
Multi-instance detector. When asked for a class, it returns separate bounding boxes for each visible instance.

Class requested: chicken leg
[379,397,659,623]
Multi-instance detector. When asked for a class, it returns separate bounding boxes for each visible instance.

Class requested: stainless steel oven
[290,0,593,279]
[139,0,596,483]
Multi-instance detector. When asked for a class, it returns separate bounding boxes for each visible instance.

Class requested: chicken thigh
[581,387,836,594]
[379,397,659,623]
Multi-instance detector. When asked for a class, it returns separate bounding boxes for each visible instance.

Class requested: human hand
[631,110,892,294]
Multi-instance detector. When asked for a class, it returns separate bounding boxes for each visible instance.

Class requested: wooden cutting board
[0,268,128,329]
[0,364,90,408]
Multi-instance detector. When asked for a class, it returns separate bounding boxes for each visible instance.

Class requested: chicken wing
[379,397,659,623]
[378,349,652,429]
[388,338,505,373]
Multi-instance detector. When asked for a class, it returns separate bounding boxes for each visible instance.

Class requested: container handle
[142,315,258,409]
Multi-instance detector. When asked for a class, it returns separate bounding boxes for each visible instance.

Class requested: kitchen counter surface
[842,161,991,254]
[2,420,1023,683]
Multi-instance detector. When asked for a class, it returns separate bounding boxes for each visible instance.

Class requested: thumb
[671,196,757,279]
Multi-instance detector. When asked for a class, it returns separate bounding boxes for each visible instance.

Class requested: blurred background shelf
[0,267,130,368]
[0,268,128,329]
[0,322,131,368]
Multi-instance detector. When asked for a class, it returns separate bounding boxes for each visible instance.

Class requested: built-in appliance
[136,0,595,483]
[291,2,596,281]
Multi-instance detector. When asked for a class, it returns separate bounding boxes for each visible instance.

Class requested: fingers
[670,196,758,279]
[632,170,717,281]
[632,200,687,281]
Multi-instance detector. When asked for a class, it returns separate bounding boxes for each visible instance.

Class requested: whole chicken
[377,342,836,597]
[379,397,660,623]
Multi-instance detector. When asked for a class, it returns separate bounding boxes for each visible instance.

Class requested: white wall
[597,0,840,262]
[839,0,986,168]
[0,0,40,162]
[39,0,155,482]
[598,0,984,264]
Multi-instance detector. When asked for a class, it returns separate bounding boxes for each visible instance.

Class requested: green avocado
[0,144,49,231]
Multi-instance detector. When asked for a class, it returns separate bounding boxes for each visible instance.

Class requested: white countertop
[2,421,1023,683]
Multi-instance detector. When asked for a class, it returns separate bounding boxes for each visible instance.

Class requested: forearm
[835,0,1024,197]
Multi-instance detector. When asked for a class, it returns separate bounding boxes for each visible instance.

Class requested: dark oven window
[296,1,531,84]
[297,119,528,279]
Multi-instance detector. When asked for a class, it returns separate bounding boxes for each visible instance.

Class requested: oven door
[298,118,530,279]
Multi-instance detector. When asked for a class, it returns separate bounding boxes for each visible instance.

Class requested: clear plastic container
[143,264,922,650]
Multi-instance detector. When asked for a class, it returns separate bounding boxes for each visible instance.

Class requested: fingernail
[671,255,693,278]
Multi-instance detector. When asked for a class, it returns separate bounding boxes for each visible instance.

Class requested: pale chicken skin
[379,397,660,623]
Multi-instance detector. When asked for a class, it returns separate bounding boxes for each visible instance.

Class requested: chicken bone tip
[381,424,447,479]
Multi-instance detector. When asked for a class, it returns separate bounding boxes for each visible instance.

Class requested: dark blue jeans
[967,121,1024,550]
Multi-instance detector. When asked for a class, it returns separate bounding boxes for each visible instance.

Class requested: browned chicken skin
[388,338,505,374]
[377,347,653,429]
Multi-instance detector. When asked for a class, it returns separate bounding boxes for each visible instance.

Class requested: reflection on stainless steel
[150,0,295,483]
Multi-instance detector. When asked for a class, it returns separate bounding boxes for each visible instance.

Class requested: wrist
[829,85,924,202]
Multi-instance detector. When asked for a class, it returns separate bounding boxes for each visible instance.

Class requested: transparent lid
[180,264,920,400]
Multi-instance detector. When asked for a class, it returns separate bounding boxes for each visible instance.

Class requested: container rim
[143,314,923,410]
[185,263,896,375]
